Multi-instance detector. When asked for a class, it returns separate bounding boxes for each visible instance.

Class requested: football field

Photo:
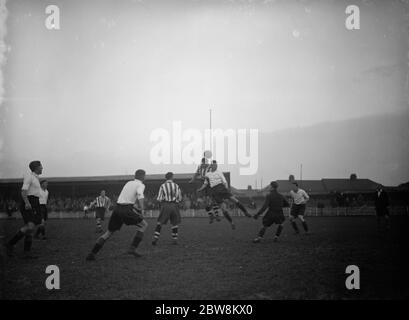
[2,215,409,300]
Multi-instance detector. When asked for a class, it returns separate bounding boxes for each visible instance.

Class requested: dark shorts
[211,184,232,205]
[198,185,211,197]
[40,204,48,221]
[20,196,42,225]
[290,204,306,218]
[95,207,106,220]
[158,202,181,226]
[108,204,144,232]
[376,207,389,217]
[263,213,285,227]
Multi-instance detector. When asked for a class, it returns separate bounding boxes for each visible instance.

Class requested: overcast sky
[0,0,408,187]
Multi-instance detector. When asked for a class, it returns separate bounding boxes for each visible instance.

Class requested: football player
[86,170,148,261]
[198,161,251,229]
[190,155,219,223]
[289,182,310,234]
[253,181,289,243]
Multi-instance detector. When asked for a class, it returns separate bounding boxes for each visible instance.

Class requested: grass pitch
[2,215,409,299]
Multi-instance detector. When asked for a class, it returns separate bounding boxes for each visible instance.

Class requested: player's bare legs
[171,225,179,244]
[126,220,148,257]
[86,230,114,261]
[228,195,251,217]
[253,224,284,243]
[203,195,217,223]
[34,219,46,240]
[152,221,179,245]
[213,202,235,230]
[96,217,103,233]
[252,214,266,243]
[87,221,147,261]
[253,226,267,243]
[289,215,300,234]
[290,215,309,234]
[7,221,37,259]
[152,222,162,245]
[298,215,309,233]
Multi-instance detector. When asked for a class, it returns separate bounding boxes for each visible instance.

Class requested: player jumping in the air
[6,161,44,259]
[34,180,49,240]
[289,182,310,234]
[189,154,220,223]
[252,181,289,243]
[152,172,183,245]
[86,170,148,261]
[89,190,111,233]
[198,161,251,229]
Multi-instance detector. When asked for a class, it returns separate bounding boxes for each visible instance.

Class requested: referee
[152,172,182,245]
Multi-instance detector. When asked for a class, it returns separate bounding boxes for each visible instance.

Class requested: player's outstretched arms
[254,198,269,219]
[303,191,310,202]
[189,171,200,183]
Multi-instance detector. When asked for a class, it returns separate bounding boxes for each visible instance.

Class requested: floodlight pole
[209,108,212,154]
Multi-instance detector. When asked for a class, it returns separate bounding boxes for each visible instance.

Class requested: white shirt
[21,171,41,197]
[205,170,228,188]
[290,189,309,205]
[117,179,145,204]
[39,189,49,205]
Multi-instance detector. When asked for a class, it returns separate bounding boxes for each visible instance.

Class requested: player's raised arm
[303,190,310,202]
[189,168,200,183]
[197,176,209,192]
[89,199,97,208]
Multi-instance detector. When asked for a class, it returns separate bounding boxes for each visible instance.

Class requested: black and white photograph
[0,0,409,307]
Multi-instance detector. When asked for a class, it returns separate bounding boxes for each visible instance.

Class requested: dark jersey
[256,190,289,217]
[375,190,389,209]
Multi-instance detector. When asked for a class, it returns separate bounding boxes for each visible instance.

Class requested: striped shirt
[157,180,182,203]
[290,189,309,205]
[196,163,211,180]
[94,196,110,208]
[204,170,228,189]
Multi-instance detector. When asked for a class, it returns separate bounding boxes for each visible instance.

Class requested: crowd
[0,191,387,217]
[0,192,235,215]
